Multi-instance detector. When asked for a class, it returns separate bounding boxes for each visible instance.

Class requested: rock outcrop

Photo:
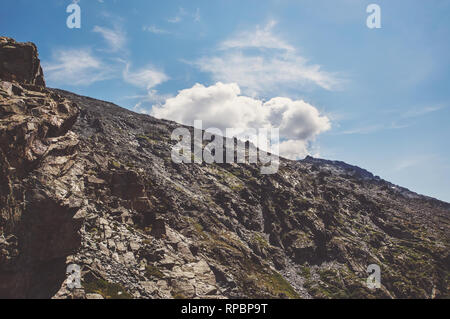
[0,37,45,87]
[0,37,449,299]
[0,37,82,298]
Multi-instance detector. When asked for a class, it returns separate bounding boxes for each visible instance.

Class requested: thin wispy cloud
[168,7,186,23]
[43,48,113,86]
[125,89,172,104]
[336,121,412,135]
[219,20,294,52]
[403,105,445,118]
[338,124,383,135]
[143,25,170,35]
[194,53,340,96]
[394,154,438,172]
[122,64,169,90]
[167,7,200,24]
[93,25,126,52]
[351,104,446,136]
[192,20,343,96]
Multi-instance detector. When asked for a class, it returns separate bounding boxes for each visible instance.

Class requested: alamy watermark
[171,120,280,174]
[64,3,382,30]
[66,1,81,29]
[366,4,381,29]
[66,264,81,289]
[366,264,381,289]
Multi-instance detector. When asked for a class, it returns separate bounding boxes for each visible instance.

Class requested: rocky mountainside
[0,37,449,299]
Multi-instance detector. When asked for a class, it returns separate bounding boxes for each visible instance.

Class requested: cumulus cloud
[150,82,330,159]
[43,48,113,86]
[93,25,126,51]
[152,82,262,129]
[277,139,310,161]
[264,97,331,140]
[192,21,341,96]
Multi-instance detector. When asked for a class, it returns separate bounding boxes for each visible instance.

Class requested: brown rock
[151,219,166,238]
[0,37,45,86]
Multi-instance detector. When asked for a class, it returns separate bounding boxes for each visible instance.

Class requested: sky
[1,0,449,202]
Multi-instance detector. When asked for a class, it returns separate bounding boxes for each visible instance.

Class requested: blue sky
[1,0,449,202]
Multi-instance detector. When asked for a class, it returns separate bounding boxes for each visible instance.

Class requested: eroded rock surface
[0,37,45,86]
[0,37,82,297]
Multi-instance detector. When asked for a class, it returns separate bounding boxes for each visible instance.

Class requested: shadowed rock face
[0,38,82,298]
[1,38,449,299]
[0,37,45,87]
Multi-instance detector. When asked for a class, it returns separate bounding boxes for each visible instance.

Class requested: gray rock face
[1,38,449,299]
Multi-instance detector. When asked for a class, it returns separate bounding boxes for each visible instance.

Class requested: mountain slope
[1,37,449,299]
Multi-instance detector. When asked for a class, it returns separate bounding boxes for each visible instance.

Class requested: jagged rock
[0,38,82,298]
[0,37,45,87]
[151,218,166,238]
[0,37,449,299]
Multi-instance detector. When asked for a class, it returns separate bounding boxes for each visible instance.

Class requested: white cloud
[168,16,182,23]
[265,97,332,140]
[336,120,414,135]
[278,139,310,161]
[167,7,200,24]
[220,20,293,52]
[168,7,187,23]
[143,25,170,35]
[338,124,384,135]
[194,52,339,96]
[43,48,113,86]
[192,21,342,96]
[125,89,172,105]
[43,48,168,90]
[93,25,126,51]
[403,105,445,118]
[150,82,330,159]
[122,64,169,90]
[394,154,437,171]
[133,102,150,115]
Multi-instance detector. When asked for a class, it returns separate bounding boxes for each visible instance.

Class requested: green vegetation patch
[171,290,187,299]
[110,160,121,169]
[253,233,270,249]
[83,278,133,299]
[145,265,165,280]
[136,134,157,145]
[299,265,311,280]
[261,271,301,299]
